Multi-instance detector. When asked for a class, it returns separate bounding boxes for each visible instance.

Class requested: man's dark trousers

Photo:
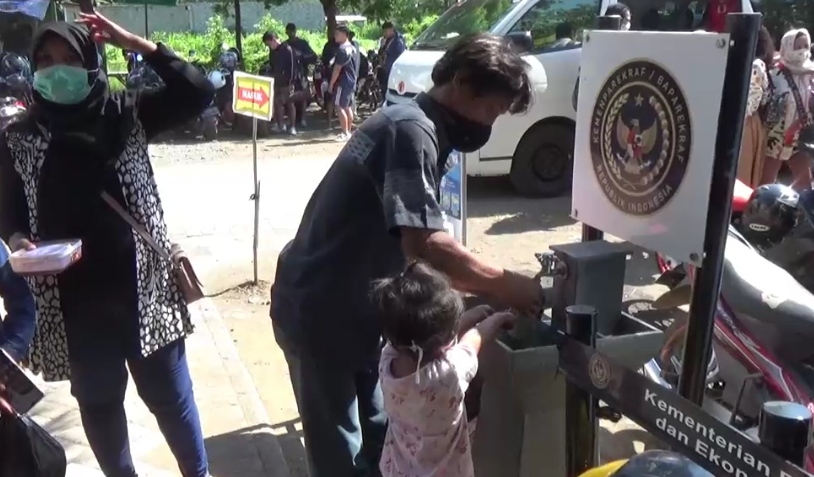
[275,324,387,477]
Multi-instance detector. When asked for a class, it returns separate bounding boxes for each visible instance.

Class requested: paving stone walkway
[27,298,291,477]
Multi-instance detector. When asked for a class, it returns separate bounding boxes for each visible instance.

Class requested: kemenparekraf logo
[588,352,611,390]
[591,59,692,216]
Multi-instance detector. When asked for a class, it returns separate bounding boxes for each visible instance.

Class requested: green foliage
[105,12,383,74]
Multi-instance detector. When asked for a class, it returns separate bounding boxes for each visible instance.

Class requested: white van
[386,0,755,197]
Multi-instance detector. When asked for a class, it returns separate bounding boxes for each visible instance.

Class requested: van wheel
[510,123,574,197]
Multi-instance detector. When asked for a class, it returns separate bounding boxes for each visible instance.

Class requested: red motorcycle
[645,182,814,472]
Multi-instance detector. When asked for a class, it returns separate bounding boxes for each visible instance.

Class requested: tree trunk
[322,0,338,42]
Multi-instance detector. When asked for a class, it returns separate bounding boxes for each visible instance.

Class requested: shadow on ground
[271,418,308,477]
[599,426,665,464]
[468,177,577,235]
[205,423,293,476]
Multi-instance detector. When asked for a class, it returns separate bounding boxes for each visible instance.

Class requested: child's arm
[459,311,517,355]
[457,304,493,338]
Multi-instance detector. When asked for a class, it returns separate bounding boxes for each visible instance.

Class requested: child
[373,261,516,477]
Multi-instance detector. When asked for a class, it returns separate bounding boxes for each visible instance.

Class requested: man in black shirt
[263,32,300,135]
[286,23,316,128]
[271,33,537,477]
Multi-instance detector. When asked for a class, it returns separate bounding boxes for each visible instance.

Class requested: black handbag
[0,412,66,477]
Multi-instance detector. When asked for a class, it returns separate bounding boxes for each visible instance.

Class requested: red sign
[237,86,270,108]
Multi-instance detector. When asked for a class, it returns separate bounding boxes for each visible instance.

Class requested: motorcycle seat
[720,230,814,359]
[731,179,752,214]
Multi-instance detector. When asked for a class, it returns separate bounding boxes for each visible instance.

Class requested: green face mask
[33,65,93,105]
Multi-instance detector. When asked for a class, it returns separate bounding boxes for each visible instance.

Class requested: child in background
[374,261,516,477]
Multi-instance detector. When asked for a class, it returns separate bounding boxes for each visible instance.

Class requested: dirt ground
[152,119,668,476]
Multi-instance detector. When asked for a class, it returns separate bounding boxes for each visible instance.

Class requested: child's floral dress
[378,338,479,477]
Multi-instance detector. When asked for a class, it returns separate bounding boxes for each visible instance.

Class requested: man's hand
[8,233,34,253]
[493,270,544,317]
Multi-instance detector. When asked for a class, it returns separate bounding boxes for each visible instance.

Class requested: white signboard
[440,151,467,245]
[572,31,729,266]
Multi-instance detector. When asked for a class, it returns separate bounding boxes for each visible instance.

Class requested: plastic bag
[0,412,66,477]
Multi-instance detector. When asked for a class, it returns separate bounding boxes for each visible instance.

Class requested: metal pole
[581,15,622,243]
[252,116,259,285]
[564,305,598,477]
[234,0,243,60]
[758,401,811,466]
[143,2,148,38]
[677,13,762,405]
[461,152,468,246]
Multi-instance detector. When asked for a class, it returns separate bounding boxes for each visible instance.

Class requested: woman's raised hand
[77,11,155,54]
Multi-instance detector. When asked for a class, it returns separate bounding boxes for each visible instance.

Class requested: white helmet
[208,70,226,89]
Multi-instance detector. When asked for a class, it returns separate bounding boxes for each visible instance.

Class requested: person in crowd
[0,14,214,477]
[737,26,774,188]
[264,31,300,136]
[0,239,36,363]
[375,262,516,476]
[762,28,814,189]
[605,2,631,30]
[702,0,741,33]
[378,21,406,100]
[551,22,574,48]
[641,8,661,30]
[270,33,540,477]
[348,30,363,117]
[286,23,316,129]
[321,35,339,66]
[329,25,358,141]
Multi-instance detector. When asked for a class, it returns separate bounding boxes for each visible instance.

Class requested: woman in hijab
[736,26,774,188]
[0,13,214,477]
[762,28,814,188]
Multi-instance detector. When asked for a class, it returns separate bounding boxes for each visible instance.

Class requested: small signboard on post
[233,71,274,121]
[571,31,728,266]
[232,71,274,284]
[440,151,467,245]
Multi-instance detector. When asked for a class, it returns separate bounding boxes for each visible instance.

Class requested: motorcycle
[642,191,814,472]
[184,51,219,141]
[213,48,241,131]
[0,96,26,130]
[125,51,161,92]
[0,52,33,130]
[356,50,382,112]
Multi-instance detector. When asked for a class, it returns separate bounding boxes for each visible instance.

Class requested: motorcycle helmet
[208,70,227,90]
[0,52,31,79]
[219,51,239,71]
[608,450,710,477]
[741,183,799,246]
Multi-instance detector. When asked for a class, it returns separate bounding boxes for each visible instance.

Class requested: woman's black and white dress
[0,44,214,381]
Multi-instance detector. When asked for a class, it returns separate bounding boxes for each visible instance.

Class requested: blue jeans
[0,260,36,362]
[65,296,208,477]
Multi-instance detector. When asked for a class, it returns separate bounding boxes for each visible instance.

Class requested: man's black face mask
[439,105,492,153]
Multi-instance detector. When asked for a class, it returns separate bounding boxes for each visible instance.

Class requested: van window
[412,0,517,50]
[507,0,599,52]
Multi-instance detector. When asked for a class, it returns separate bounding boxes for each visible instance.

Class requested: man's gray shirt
[271,94,451,367]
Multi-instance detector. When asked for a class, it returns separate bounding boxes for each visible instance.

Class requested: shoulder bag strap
[781,67,812,126]
[100,191,173,264]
